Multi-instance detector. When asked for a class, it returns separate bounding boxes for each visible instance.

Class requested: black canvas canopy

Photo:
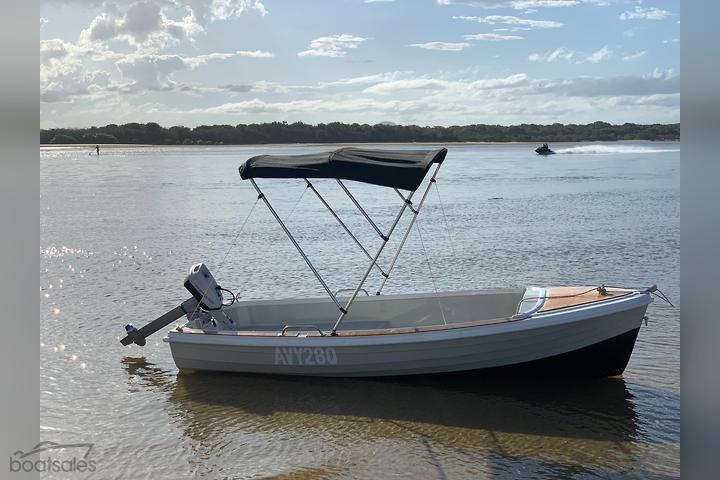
[239,147,447,191]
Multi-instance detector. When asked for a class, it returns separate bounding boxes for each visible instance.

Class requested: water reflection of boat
[164,370,638,442]
[121,356,644,477]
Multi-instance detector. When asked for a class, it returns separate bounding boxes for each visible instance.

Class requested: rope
[217,198,259,275]
[517,286,602,306]
[414,216,447,325]
[187,197,259,320]
[601,284,675,307]
[651,289,674,307]
[434,181,457,259]
[284,185,307,224]
[516,284,675,314]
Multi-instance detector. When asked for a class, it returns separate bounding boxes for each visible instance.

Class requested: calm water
[40,142,680,479]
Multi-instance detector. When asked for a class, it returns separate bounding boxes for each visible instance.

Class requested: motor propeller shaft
[120,297,199,347]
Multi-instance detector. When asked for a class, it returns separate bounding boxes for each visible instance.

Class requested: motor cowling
[184,263,224,310]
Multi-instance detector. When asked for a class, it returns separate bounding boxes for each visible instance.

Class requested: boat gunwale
[169,289,643,340]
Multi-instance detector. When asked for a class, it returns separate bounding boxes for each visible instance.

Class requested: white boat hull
[165,291,650,377]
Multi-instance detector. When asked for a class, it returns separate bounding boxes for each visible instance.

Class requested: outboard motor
[120,263,232,347]
[184,263,224,311]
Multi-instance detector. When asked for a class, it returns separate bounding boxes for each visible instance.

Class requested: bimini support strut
[337,179,388,241]
[375,175,441,295]
[250,178,346,313]
[331,161,444,334]
[304,179,388,278]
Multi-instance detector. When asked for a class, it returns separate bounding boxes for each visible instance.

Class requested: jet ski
[535,143,555,155]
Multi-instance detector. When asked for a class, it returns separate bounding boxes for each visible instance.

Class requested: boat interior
[181,286,633,337]
[184,288,528,335]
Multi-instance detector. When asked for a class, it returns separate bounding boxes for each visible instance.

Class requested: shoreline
[40,139,681,149]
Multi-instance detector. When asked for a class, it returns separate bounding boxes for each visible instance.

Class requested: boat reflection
[121,356,649,476]
[121,356,638,443]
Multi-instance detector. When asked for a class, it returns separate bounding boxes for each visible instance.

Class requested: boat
[120,147,656,377]
[535,143,555,155]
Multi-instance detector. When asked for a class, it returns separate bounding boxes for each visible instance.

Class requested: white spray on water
[554,144,680,155]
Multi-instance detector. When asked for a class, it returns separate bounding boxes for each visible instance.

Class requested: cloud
[80,2,193,48]
[40,39,88,83]
[40,39,114,103]
[408,42,471,51]
[533,68,678,97]
[362,73,529,95]
[177,80,292,96]
[611,93,678,108]
[577,45,612,64]
[619,6,671,21]
[469,73,530,89]
[181,0,268,25]
[41,70,112,103]
[39,1,678,128]
[40,17,49,27]
[218,84,253,93]
[40,39,138,104]
[528,47,576,63]
[41,32,271,104]
[464,33,524,40]
[511,0,578,7]
[183,50,273,65]
[436,1,517,7]
[115,55,191,89]
[115,50,268,89]
[622,50,647,61]
[453,15,562,29]
[41,39,74,67]
[235,50,274,58]
[318,72,407,88]
[297,34,367,58]
[623,28,637,38]
[40,0,274,108]
[529,45,612,64]
[78,0,267,48]
[437,0,587,9]
[173,69,678,125]
[194,97,434,115]
[363,79,453,95]
[41,67,680,127]
[40,0,104,4]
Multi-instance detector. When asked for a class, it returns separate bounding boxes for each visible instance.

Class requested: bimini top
[239,147,447,191]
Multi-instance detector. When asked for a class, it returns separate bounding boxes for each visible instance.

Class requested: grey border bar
[0,1,40,478]
[681,1,720,478]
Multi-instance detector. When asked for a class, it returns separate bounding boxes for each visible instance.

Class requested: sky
[40,0,680,128]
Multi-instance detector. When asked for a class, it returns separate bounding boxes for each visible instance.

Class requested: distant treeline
[41,121,680,145]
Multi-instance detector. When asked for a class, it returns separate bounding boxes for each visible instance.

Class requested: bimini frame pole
[375,174,441,295]
[336,179,388,241]
[330,162,444,334]
[250,178,346,313]
[304,179,389,278]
